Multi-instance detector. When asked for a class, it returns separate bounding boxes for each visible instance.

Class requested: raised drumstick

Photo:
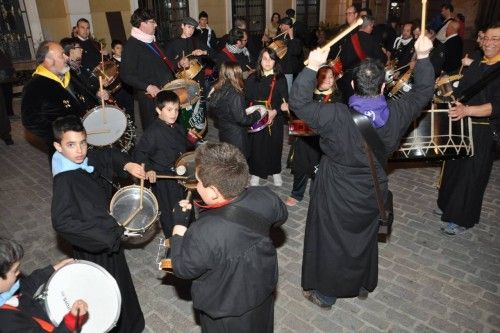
[421,0,428,37]
[98,76,107,124]
[139,163,145,209]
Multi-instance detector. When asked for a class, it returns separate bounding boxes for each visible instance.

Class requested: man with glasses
[436,22,500,236]
[121,9,175,130]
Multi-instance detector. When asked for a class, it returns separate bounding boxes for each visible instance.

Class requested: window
[139,0,189,45]
[296,0,320,31]
[0,0,34,61]
[232,0,266,36]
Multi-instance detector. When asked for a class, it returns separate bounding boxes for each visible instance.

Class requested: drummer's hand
[97,89,110,101]
[280,102,289,112]
[172,225,187,236]
[192,49,207,56]
[462,56,473,66]
[414,35,432,59]
[70,299,88,317]
[307,48,329,71]
[179,57,190,68]
[178,199,192,212]
[146,170,157,183]
[449,101,469,121]
[124,162,146,179]
[287,27,294,39]
[409,60,416,70]
[262,35,269,43]
[53,258,75,271]
[268,109,278,124]
[146,85,160,98]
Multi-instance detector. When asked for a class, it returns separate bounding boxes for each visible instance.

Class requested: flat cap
[182,17,198,27]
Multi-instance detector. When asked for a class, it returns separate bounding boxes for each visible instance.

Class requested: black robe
[437,60,500,228]
[392,37,415,68]
[77,38,102,76]
[244,73,288,177]
[171,186,288,333]
[0,266,76,333]
[51,149,145,333]
[275,35,303,76]
[133,119,191,236]
[290,59,434,298]
[166,36,209,71]
[442,35,463,74]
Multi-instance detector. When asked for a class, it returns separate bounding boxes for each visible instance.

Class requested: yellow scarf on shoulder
[33,65,70,88]
[481,54,500,65]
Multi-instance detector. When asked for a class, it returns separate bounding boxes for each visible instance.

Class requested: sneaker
[433,207,443,216]
[302,290,335,309]
[273,174,283,186]
[286,197,298,207]
[250,175,260,186]
[441,222,466,236]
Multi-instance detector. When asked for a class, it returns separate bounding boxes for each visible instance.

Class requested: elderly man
[290,34,433,307]
[392,22,415,68]
[21,41,106,159]
[121,8,175,130]
[437,23,500,235]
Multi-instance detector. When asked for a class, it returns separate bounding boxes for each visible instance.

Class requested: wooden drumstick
[182,191,193,212]
[86,128,111,135]
[421,0,427,37]
[271,30,287,41]
[121,207,141,227]
[458,53,468,75]
[155,175,189,180]
[98,76,107,124]
[139,163,145,210]
[246,64,253,71]
[304,18,363,66]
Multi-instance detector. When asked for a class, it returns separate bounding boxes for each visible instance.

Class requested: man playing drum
[50,115,146,333]
[0,237,89,332]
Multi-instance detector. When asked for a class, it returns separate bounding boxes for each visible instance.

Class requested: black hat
[182,17,198,28]
[279,17,293,26]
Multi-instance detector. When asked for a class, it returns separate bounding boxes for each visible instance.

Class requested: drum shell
[268,40,287,59]
[176,59,203,80]
[162,79,201,108]
[245,105,269,133]
[175,152,197,190]
[92,61,120,89]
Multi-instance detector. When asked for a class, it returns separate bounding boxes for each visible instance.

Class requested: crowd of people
[1,2,498,332]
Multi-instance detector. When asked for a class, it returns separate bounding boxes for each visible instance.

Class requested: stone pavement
[1,99,499,332]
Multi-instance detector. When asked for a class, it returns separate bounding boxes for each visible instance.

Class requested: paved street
[1,99,499,332]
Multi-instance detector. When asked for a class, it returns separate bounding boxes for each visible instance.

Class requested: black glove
[172,205,191,227]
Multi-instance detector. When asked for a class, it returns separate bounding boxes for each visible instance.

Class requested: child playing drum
[50,115,146,333]
[133,90,196,237]
[0,237,89,332]
[170,142,288,332]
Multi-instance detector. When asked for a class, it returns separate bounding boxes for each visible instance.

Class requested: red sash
[222,47,238,63]
[151,42,175,72]
[1,304,55,332]
[249,75,277,109]
[351,33,367,61]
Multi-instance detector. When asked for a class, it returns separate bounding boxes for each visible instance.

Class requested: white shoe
[273,174,283,187]
[250,175,260,186]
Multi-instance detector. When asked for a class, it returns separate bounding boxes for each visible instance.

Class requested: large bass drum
[391,103,474,160]
[35,260,121,333]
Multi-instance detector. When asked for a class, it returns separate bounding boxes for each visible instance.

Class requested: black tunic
[392,38,415,68]
[275,35,303,76]
[166,36,209,71]
[77,38,101,76]
[51,149,145,333]
[244,73,289,177]
[290,59,434,298]
[207,82,260,158]
[171,186,288,333]
[0,266,76,333]
[133,119,191,235]
[442,35,463,74]
[437,60,500,228]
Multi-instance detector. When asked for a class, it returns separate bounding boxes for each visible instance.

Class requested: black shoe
[358,287,369,300]
[3,137,14,145]
[303,290,334,309]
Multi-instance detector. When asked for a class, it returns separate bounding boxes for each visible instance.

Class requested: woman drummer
[286,65,339,206]
[207,61,276,159]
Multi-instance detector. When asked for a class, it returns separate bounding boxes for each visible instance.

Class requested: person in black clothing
[133,91,194,236]
[391,22,415,69]
[328,4,360,60]
[74,18,103,80]
[216,27,253,78]
[285,8,309,47]
[207,61,276,159]
[276,17,304,91]
[110,39,135,122]
[121,9,175,130]
[338,15,386,101]
[442,20,463,74]
[170,142,288,333]
[0,48,14,117]
[50,115,146,333]
[194,11,218,52]
[0,237,89,332]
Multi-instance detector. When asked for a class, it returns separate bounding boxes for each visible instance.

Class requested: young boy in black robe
[170,142,288,333]
[133,90,194,237]
[0,237,89,332]
[50,115,146,333]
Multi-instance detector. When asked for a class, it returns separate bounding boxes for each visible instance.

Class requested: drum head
[83,106,127,146]
[246,105,268,133]
[162,79,201,108]
[44,260,121,333]
[110,185,159,232]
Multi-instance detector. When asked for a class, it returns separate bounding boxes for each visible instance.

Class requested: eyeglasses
[146,19,156,24]
[482,37,500,43]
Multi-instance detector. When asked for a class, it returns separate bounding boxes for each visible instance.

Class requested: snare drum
[110,185,159,234]
[245,105,269,133]
[35,260,121,333]
[387,68,413,99]
[176,59,203,80]
[268,40,287,59]
[92,61,121,93]
[175,152,197,190]
[83,105,127,147]
[162,79,201,108]
[434,74,462,103]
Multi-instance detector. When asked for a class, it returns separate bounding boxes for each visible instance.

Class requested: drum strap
[146,43,175,73]
[351,33,367,61]
[222,47,238,63]
[266,76,277,107]
[1,304,55,332]
[349,109,387,169]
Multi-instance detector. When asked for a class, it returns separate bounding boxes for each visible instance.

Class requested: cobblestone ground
[1,99,499,332]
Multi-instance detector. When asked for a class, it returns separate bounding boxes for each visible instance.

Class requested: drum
[115,114,136,153]
[83,105,127,147]
[268,40,287,59]
[175,152,197,190]
[434,74,462,103]
[176,59,203,80]
[328,58,343,79]
[245,105,269,133]
[387,68,413,99]
[92,61,121,93]
[162,79,201,108]
[288,119,316,136]
[178,98,208,138]
[391,103,474,161]
[110,185,159,234]
[35,260,121,333]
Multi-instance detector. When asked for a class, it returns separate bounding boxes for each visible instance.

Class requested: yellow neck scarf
[481,54,500,65]
[33,65,70,88]
[263,69,274,76]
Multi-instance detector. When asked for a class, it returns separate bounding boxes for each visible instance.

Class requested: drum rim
[109,185,159,232]
[175,152,197,189]
[83,105,128,147]
[43,260,121,332]
[162,79,201,107]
